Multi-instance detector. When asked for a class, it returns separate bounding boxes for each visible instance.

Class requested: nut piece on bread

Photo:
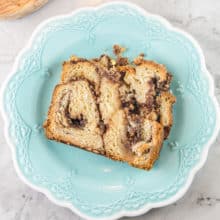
[44,46,176,170]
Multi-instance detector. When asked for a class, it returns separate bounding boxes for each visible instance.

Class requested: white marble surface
[0,0,220,219]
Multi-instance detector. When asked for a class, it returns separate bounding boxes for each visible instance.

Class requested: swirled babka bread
[44,45,176,170]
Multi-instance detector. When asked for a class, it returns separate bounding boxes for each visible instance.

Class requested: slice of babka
[44,46,176,170]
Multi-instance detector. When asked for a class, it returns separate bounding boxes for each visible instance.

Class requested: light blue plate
[2,2,220,220]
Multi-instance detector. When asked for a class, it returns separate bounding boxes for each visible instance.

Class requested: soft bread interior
[44,80,104,154]
[44,50,176,170]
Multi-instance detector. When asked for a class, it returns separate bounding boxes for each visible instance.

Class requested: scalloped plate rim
[1,1,220,220]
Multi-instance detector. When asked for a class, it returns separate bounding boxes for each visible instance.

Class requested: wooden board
[0,0,48,19]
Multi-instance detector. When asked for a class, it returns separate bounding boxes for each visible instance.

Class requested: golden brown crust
[133,56,168,84]
[61,58,101,93]
[130,120,164,170]
[44,48,176,170]
[44,81,104,154]
[157,91,176,127]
